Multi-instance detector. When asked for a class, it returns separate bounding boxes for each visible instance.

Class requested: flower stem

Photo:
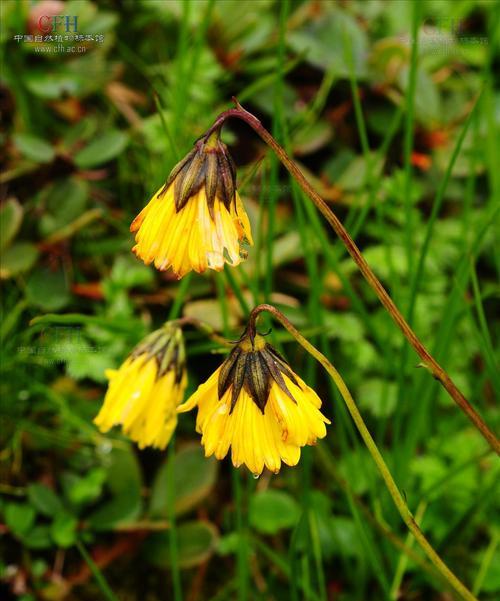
[173,315,231,347]
[214,277,249,601]
[205,101,499,456]
[233,468,249,601]
[167,434,183,601]
[247,304,478,601]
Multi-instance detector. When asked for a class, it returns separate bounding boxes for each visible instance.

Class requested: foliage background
[1,0,499,600]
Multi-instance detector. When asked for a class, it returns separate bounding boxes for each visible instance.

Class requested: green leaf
[39,178,89,237]
[82,11,118,35]
[362,245,408,280]
[87,446,142,530]
[329,517,364,559]
[27,484,63,516]
[24,69,82,99]
[292,120,333,156]
[336,154,384,191]
[308,491,337,560]
[323,313,364,343]
[411,456,448,492]
[358,379,398,418]
[150,444,218,518]
[480,549,500,592]
[337,449,373,495]
[398,65,441,124]
[26,266,70,311]
[0,242,39,279]
[50,512,78,548]
[217,532,241,556]
[144,521,219,569]
[13,133,55,164]
[108,255,154,290]
[23,525,52,549]
[62,468,107,507]
[64,346,115,383]
[74,131,129,168]
[0,198,23,250]
[31,559,48,577]
[5,503,36,538]
[270,231,319,266]
[288,7,368,77]
[249,490,301,534]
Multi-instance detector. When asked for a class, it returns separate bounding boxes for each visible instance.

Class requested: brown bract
[218,331,300,414]
[130,324,185,382]
[158,131,237,219]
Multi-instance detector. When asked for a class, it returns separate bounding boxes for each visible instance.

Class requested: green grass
[76,541,122,601]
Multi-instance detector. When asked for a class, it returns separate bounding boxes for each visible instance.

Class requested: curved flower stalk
[94,323,187,449]
[130,130,253,278]
[178,326,330,476]
[244,304,477,601]
[200,99,499,456]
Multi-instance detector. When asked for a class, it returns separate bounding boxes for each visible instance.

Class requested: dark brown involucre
[158,134,237,219]
[131,325,186,383]
[218,341,300,414]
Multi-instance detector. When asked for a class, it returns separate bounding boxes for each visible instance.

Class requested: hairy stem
[205,101,499,455]
[247,304,478,601]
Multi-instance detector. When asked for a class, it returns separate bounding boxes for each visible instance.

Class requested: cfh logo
[37,15,78,33]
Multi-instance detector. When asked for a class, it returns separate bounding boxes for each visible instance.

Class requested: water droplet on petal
[253,473,260,480]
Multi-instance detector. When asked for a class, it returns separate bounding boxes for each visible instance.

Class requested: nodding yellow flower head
[94,323,187,450]
[178,328,330,476]
[130,131,253,279]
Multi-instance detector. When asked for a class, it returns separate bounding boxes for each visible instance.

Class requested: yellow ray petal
[131,181,253,277]
[269,375,330,447]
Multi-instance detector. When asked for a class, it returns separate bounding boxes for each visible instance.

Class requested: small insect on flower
[94,323,187,450]
[178,327,330,476]
[130,130,253,278]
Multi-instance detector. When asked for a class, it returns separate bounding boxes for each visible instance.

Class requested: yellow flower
[94,323,187,450]
[130,132,253,278]
[178,330,330,476]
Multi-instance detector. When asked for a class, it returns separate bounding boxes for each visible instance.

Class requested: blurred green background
[1,1,499,600]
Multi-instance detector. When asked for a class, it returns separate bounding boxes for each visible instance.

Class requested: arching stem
[171,315,231,347]
[247,303,478,601]
[204,100,499,455]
